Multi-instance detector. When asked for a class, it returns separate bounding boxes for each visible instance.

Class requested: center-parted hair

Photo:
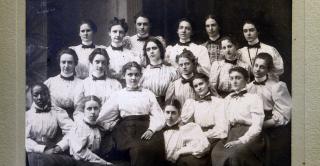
[143,37,165,64]
[121,61,142,76]
[254,53,274,72]
[175,48,197,66]
[75,95,102,113]
[57,48,79,66]
[88,48,110,66]
[108,17,129,33]
[79,19,97,33]
[165,99,182,114]
[229,66,249,81]
[190,73,209,88]
[219,35,239,50]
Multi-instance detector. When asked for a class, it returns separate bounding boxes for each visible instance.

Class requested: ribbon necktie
[82,44,95,49]
[177,41,191,46]
[181,76,194,86]
[137,36,149,41]
[247,42,261,49]
[60,75,75,81]
[225,59,238,65]
[111,45,123,51]
[149,63,163,69]
[253,76,268,85]
[92,75,106,81]
[231,90,247,98]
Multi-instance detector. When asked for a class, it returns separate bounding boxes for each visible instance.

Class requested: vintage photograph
[26,0,292,166]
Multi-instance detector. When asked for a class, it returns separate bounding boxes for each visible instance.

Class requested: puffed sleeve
[25,112,46,153]
[69,126,107,165]
[238,95,264,144]
[147,91,166,132]
[209,61,221,90]
[165,45,174,65]
[165,81,175,104]
[269,47,284,80]
[271,82,292,126]
[54,107,74,150]
[196,45,211,75]
[96,93,120,131]
[180,99,195,124]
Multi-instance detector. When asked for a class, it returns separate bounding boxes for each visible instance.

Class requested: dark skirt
[27,152,76,166]
[211,124,265,166]
[175,153,211,166]
[110,115,165,166]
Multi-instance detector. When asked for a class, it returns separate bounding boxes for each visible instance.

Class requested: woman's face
[32,85,50,108]
[177,21,192,41]
[229,71,247,91]
[205,18,219,37]
[60,53,75,75]
[91,54,107,75]
[192,78,210,97]
[109,25,125,44]
[178,57,194,75]
[146,41,161,62]
[124,67,141,88]
[221,39,237,60]
[84,100,100,123]
[243,23,258,43]
[164,106,180,126]
[253,58,269,78]
[79,23,94,42]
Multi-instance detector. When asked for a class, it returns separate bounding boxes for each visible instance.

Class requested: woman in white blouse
[74,48,122,120]
[70,19,106,79]
[165,49,198,106]
[209,36,250,98]
[140,37,179,108]
[165,18,211,75]
[44,48,82,119]
[181,73,225,143]
[164,99,211,166]
[97,61,166,166]
[69,95,113,166]
[26,83,74,166]
[211,67,265,166]
[247,53,292,166]
[106,17,143,85]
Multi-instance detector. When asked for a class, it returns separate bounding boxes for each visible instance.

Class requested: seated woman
[165,18,211,75]
[106,17,143,84]
[181,73,226,143]
[26,83,74,166]
[75,48,122,110]
[69,95,113,166]
[69,19,106,79]
[165,49,198,106]
[211,67,265,166]
[97,61,166,166]
[209,36,250,98]
[44,48,82,119]
[140,37,179,108]
[163,99,211,166]
[247,53,292,166]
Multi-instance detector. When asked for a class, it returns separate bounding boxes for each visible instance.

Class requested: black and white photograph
[26,0,292,166]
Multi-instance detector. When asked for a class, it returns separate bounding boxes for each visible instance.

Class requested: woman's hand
[141,129,154,140]
[224,140,242,149]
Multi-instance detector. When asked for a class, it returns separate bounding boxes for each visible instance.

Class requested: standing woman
[209,36,250,98]
[26,83,74,166]
[247,53,292,166]
[238,20,284,81]
[106,17,143,84]
[70,19,106,79]
[75,48,122,119]
[44,48,82,119]
[97,61,166,166]
[211,67,265,166]
[140,37,179,108]
[165,18,211,75]
[165,49,198,106]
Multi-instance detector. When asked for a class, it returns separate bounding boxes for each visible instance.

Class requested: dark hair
[242,19,260,33]
[229,66,249,81]
[219,35,239,50]
[79,19,97,33]
[31,83,50,95]
[177,18,193,32]
[190,73,209,88]
[204,14,220,27]
[75,95,102,113]
[175,49,197,64]
[108,17,128,33]
[143,37,165,64]
[57,48,78,66]
[165,99,182,114]
[254,53,274,72]
[121,61,142,76]
[134,12,150,24]
[89,48,109,64]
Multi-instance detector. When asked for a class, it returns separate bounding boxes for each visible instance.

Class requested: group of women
[26,14,292,166]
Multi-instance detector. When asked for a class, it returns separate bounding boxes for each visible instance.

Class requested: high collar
[82,41,93,46]
[248,38,259,46]
[208,34,220,42]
